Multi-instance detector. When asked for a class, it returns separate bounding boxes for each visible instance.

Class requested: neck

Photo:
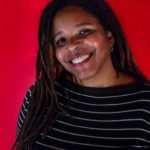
[75,71,135,88]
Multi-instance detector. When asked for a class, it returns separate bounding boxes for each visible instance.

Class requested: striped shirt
[17,78,150,149]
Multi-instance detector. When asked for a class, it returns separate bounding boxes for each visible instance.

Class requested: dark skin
[53,6,135,87]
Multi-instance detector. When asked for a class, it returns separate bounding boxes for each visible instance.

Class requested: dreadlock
[13,0,149,149]
[13,2,69,149]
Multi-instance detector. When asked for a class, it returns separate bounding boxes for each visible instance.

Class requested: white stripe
[25,96,29,104]
[36,141,65,150]
[71,98,150,106]
[57,92,150,106]
[19,114,23,123]
[59,102,150,114]
[17,120,22,128]
[65,88,150,99]
[16,130,19,136]
[28,89,32,96]
[43,134,149,148]
[69,107,150,115]
[16,126,20,133]
[26,100,29,104]
[22,103,28,112]
[16,127,20,136]
[52,127,150,143]
[25,96,28,101]
[133,145,149,148]
[56,120,150,134]
[42,134,121,148]
[70,116,150,125]
[20,110,25,119]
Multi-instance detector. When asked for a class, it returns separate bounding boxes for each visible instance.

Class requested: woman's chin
[74,72,96,84]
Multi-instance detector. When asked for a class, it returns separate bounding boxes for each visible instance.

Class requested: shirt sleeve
[16,85,34,136]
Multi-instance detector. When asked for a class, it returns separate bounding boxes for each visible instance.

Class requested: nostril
[67,44,80,53]
[67,37,83,52]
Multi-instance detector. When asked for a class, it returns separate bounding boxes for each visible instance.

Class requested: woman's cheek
[55,49,62,63]
[55,49,66,67]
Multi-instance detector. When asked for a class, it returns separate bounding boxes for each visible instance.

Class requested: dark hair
[14,0,148,149]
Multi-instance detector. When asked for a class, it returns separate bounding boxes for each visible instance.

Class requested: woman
[15,0,150,149]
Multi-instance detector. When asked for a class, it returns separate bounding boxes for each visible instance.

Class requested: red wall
[0,0,150,149]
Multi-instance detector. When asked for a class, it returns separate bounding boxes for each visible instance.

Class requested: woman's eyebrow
[75,22,94,27]
[54,22,93,39]
[54,31,63,39]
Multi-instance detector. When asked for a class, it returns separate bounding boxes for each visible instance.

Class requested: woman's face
[53,6,115,86]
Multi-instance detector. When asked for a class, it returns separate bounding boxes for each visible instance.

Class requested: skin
[53,6,134,87]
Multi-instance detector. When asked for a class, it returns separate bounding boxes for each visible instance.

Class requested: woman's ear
[106,31,115,48]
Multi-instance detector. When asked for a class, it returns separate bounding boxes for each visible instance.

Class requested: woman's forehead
[54,5,93,20]
[52,6,99,33]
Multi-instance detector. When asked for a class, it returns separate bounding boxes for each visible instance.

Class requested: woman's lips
[68,50,96,65]
[71,53,91,64]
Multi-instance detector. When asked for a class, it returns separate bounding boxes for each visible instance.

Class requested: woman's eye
[79,29,93,36]
[55,38,66,47]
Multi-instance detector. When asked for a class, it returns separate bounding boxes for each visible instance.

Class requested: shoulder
[20,84,35,112]
[143,82,150,89]
[141,82,150,95]
[129,82,150,103]
[16,84,35,136]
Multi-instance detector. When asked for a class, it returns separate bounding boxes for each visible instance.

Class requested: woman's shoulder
[141,82,150,93]
[16,84,35,136]
[143,82,150,88]
[24,84,35,101]
[21,84,35,110]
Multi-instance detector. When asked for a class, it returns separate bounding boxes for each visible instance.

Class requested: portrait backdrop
[0,0,150,149]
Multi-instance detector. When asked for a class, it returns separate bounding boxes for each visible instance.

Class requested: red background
[0,0,150,149]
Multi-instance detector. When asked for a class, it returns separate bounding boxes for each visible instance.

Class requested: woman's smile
[72,51,94,64]
[53,6,115,86]
[71,53,91,64]
[67,49,95,65]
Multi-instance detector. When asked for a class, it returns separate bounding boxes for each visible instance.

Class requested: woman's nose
[67,36,83,52]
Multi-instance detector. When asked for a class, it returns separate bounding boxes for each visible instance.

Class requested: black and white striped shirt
[17,79,150,149]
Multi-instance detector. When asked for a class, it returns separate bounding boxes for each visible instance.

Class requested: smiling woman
[14,0,150,149]
[53,6,133,87]
[53,6,115,86]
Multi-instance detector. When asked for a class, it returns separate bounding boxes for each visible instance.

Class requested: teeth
[71,54,90,64]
